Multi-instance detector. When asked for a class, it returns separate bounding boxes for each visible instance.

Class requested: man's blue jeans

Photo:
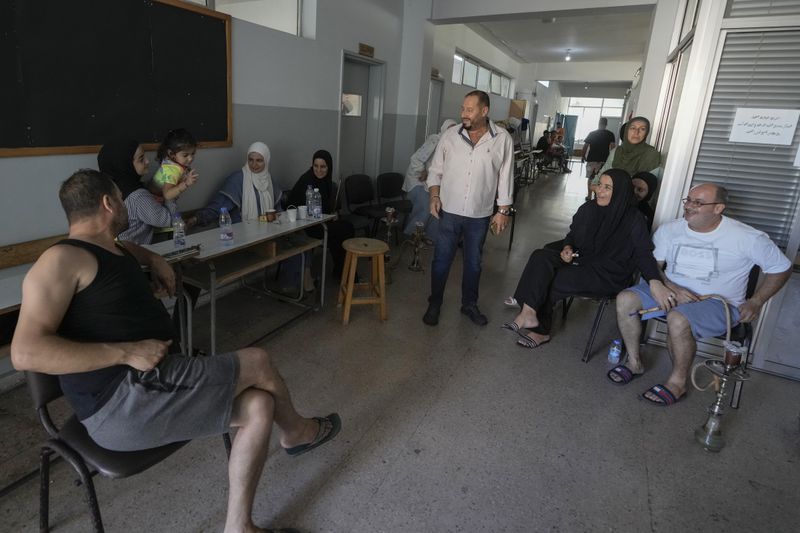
[428,210,491,307]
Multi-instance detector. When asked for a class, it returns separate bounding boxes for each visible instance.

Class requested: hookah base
[695,423,725,452]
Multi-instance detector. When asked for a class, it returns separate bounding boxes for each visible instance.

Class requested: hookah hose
[690,294,731,392]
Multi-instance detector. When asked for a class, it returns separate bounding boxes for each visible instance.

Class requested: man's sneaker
[423,304,441,326]
[461,305,488,326]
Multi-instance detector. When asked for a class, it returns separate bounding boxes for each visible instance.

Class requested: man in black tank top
[11,169,341,532]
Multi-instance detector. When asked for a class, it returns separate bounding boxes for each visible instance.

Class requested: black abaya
[513,169,660,334]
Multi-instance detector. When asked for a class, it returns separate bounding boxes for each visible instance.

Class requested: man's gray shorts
[82,352,240,451]
[627,280,741,340]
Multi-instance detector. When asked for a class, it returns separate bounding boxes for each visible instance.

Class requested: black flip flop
[284,413,342,457]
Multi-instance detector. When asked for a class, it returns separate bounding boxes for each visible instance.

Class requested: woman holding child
[503,169,661,349]
[98,139,186,245]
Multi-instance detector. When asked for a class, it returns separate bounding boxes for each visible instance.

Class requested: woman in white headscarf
[195,142,282,225]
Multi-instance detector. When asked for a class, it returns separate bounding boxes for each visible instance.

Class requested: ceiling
[464,6,655,64]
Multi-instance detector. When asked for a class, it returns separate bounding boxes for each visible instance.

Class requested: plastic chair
[25,371,228,532]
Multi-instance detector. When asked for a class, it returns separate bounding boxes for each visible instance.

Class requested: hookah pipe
[690,294,749,452]
[390,221,430,272]
[633,293,748,452]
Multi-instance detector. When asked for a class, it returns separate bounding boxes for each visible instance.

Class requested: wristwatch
[497,208,512,216]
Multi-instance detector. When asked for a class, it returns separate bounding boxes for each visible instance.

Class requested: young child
[152,128,200,201]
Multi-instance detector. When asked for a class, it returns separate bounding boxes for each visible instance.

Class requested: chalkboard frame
[0,0,232,158]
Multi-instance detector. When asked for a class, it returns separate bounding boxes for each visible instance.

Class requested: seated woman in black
[286,150,355,280]
[503,169,660,348]
[631,171,658,232]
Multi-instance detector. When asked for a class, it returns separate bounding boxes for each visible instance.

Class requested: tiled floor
[2,166,799,532]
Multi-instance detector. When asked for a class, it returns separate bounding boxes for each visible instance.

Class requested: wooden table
[146,215,333,355]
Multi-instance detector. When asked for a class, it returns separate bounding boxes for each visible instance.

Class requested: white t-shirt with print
[653,216,791,306]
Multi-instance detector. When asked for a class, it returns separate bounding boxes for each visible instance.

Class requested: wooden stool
[338,238,389,325]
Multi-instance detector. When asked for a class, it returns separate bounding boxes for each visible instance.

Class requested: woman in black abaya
[503,169,661,348]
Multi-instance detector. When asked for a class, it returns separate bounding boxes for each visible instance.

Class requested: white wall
[631,0,680,122]
[431,24,521,123]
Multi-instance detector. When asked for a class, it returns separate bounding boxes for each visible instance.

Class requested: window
[187,0,314,38]
[452,55,464,84]
[491,72,502,95]
[450,54,513,97]
[477,66,491,92]
[567,97,625,144]
[462,60,478,87]
[725,0,800,17]
[537,80,550,88]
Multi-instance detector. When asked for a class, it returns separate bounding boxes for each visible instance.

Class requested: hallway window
[452,54,464,84]
[567,98,624,144]
[451,53,513,97]
[185,0,313,38]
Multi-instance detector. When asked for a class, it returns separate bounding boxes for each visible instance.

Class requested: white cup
[298,205,308,219]
[287,207,298,222]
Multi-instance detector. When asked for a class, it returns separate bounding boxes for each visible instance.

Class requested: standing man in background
[402,118,458,241]
[582,117,616,200]
[423,90,514,327]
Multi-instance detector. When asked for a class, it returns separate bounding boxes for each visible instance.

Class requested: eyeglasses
[681,197,722,208]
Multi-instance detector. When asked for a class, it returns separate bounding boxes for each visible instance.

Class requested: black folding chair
[343,174,384,236]
[26,371,229,532]
[376,172,412,242]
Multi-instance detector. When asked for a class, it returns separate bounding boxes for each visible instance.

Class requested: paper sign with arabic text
[728,108,799,145]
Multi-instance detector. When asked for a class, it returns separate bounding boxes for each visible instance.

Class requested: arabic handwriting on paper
[729,108,800,145]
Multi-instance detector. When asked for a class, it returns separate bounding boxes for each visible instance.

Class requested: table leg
[210,263,217,356]
[320,222,328,309]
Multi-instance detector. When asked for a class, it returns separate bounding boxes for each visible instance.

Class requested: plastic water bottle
[305,184,314,210]
[311,188,323,218]
[608,339,622,365]
[172,213,186,247]
[219,207,234,242]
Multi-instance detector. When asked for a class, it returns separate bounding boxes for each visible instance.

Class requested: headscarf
[611,117,662,174]
[241,142,274,221]
[632,171,658,230]
[97,139,143,200]
[288,150,334,211]
[585,168,637,253]
[440,118,458,134]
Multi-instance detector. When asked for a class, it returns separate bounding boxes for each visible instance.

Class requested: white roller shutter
[691,30,800,249]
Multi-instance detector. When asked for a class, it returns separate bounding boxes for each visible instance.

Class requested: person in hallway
[554,120,565,139]
[10,169,341,533]
[535,130,553,170]
[503,169,658,348]
[598,116,662,179]
[612,183,791,406]
[402,118,458,241]
[631,171,658,232]
[423,90,514,327]
[97,138,176,245]
[194,142,282,225]
[535,130,551,152]
[549,134,572,173]
[581,117,616,200]
[286,149,355,280]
